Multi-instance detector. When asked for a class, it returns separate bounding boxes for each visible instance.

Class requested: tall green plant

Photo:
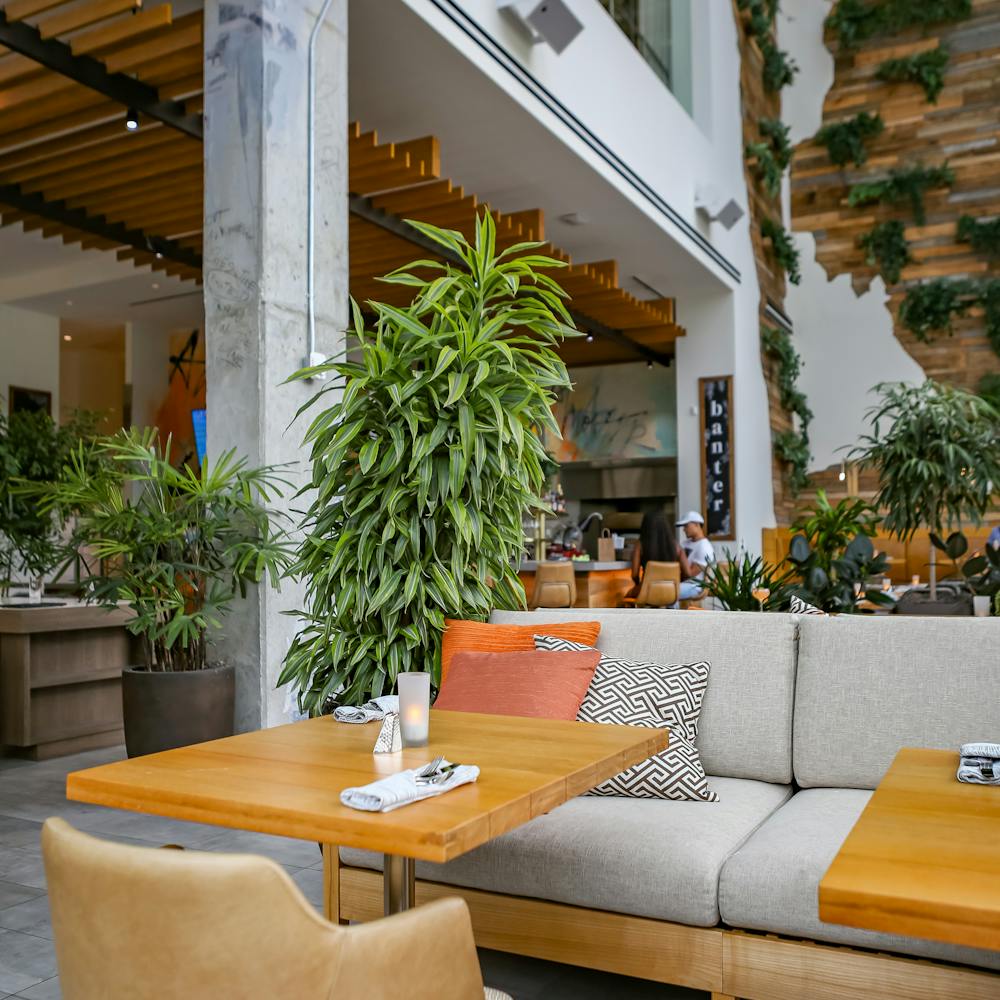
[281,214,576,712]
[31,428,293,671]
[849,380,1000,597]
[0,410,102,595]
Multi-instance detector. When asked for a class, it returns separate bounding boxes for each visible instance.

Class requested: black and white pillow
[789,594,826,615]
[534,635,718,803]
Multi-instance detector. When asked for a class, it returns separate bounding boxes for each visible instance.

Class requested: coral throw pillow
[440,619,601,685]
[434,649,600,720]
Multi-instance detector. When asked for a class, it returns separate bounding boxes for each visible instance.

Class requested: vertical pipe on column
[306,0,337,366]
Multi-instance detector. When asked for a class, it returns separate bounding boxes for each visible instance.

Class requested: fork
[415,756,444,780]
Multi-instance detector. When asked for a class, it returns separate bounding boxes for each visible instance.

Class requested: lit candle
[911,574,920,588]
[397,672,430,748]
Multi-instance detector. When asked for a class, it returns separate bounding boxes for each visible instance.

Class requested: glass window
[599,0,692,115]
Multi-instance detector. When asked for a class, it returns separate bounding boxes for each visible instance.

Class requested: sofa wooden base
[338,866,1000,1000]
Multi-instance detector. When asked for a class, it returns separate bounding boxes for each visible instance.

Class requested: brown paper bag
[597,528,616,562]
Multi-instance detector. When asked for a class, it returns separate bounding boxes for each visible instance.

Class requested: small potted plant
[34,428,293,756]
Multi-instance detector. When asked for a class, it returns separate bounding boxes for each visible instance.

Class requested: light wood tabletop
[66,709,666,865]
[819,747,1000,951]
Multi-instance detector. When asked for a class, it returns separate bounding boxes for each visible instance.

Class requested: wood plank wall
[733,2,798,525]
[791,0,1000,391]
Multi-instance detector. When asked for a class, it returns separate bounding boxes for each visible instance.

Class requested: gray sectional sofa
[338,610,1000,999]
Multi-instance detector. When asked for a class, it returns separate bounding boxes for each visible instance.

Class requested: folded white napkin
[340,762,480,813]
[333,695,399,724]
[958,741,1000,785]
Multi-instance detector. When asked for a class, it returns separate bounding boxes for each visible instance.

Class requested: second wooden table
[67,709,666,916]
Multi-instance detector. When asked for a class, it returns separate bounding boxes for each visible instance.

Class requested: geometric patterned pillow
[534,635,719,802]
[789,594,827,615]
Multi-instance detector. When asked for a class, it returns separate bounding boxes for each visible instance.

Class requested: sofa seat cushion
[719,788,1000,971]
[341,776,792,926]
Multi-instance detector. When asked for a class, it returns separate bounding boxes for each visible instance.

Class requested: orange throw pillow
[440,619,601,685]
[433,649,600,720]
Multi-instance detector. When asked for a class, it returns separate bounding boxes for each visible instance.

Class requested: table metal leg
[383,853,415,915]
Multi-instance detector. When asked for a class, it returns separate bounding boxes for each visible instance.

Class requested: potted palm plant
[850,380,1000,611]
[280,212,576,712]
[34,428,293,755]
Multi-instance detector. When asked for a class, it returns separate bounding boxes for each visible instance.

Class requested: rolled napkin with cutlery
[333,695,399,724]
[341,760,480,813]
[957,741,1000,785]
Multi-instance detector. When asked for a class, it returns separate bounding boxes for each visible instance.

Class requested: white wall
[676,6,776,555]
[0,303,60,418]
[779,0,925,471]
[399,0,746,286]
[125,321,175,431]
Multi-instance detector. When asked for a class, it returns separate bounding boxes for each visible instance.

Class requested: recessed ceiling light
[585,333,595,343]
[559,212,588,226]
[151,282,160,289]
[125,108,139,131]
[65,299,73,305]
[63,334,72,342]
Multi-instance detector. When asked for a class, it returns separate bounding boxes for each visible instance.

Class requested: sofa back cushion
[794,616,1000,789]
[490,609,798,783]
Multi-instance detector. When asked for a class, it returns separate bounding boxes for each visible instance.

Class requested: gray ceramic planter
[121,663,235,758]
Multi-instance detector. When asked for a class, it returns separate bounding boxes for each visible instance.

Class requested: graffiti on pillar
[700,376,734,541]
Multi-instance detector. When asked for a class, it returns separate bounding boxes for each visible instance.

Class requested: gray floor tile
[0,820,41,853]
[196,828,323,869]
[0,899,52,941]
[289,867,324,910]
[13,975,60,1000]
[0,854,45,893]
[0,930,57,995]
[0,885,43,914]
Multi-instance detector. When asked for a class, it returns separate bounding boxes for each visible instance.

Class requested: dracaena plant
[281,213,576,713]
[30,428,293,671]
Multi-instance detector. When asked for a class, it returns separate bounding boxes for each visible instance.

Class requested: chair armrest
[332,897,484,1000]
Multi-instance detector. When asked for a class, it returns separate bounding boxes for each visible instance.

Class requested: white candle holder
[397,671,430,748]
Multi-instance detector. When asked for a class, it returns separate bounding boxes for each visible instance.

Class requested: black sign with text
[700,376,734,540]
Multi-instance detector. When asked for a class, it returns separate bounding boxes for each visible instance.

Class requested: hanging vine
[745,117,792,198]
[815,112,884,167]
[847,162,954,226]
[827,0,971,51]
[762,217,802,284]
[762,326,813,495]
[898,277,1000,353]
[876,45,950,103]
[858,220,913,284]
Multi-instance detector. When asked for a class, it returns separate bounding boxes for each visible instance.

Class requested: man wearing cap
[676,511,715,601]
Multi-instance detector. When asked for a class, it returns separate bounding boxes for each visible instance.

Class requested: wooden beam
[0,9,202,139]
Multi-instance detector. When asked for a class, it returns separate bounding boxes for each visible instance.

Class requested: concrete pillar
[203,0,348,730]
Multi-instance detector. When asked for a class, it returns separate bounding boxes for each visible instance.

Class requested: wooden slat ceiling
[0,1,684,363]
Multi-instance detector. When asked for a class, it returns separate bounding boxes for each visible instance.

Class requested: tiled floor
[0,748,704,999]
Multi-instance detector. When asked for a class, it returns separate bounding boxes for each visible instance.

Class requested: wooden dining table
[66,709,666,917]
[819,747,1000,950]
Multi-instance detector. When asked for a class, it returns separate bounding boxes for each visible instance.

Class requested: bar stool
[530,561,577,609]
[630,561,681,608]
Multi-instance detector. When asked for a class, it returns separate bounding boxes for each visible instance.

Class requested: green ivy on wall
[762,326,813,496]
[745,118,792,198]
[876,45,950,103]
[815,112,884,167]
[858,220,913,284]
[957,215,1000,257]
[739,0,799,92]
[847,162,954,226]
[761,217,802,284]
[899,277,1000,353]
[827,0,972,51]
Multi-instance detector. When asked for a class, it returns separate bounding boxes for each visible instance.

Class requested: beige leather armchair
[529,560,577,608]
[635,560,681,607]
[42,817,487,1000]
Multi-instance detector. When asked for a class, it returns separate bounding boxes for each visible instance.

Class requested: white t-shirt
[683,537,715,580]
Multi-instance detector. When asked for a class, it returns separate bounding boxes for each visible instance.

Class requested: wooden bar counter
[518,560,633,608]
[0,602,134,760]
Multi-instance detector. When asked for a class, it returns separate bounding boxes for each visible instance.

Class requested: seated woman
[626,509,692,604]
